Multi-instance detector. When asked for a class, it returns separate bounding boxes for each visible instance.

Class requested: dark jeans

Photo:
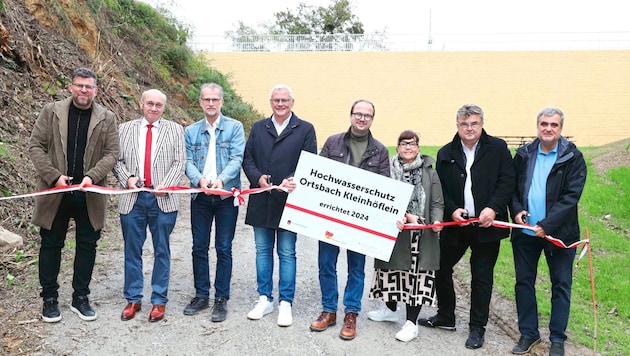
[512,229,576,343]
[39,192,101,299]
[435,227,501,329]
[190,194,238,299]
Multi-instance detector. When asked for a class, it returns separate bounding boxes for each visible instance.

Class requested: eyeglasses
[72,83,97,91]
[144,101,164,109]
[539,122,560,128]
[270,98,292,104]
[457,121,481,129]
[351,112,374,120]
[398,141,418,148]
[201,97,222,104]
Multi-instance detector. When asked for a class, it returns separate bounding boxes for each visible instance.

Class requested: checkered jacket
[112,118,185,214]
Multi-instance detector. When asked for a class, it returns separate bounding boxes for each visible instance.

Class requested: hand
[478,207,496,228]
[78,176,93,191]
[432,221,442,233]
[209,178,224,190]
[80,176,93,187]
[452,208,469,226]
[515,210,528,225]
[152,185,167,197]
[396,219,405,231]
[533,225,547,238]
[127,176,141,189]
[258,175,272,188]
[56,175,73,187]
[279,177,296,192]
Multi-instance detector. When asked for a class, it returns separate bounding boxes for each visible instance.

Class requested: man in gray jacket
[29,67,119,323]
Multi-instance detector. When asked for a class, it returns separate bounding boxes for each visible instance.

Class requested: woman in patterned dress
[367,130,444,342]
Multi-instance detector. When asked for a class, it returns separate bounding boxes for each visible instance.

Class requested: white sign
[279,151,413,261]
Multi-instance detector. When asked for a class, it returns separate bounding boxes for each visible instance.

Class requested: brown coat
[29,97,119,230]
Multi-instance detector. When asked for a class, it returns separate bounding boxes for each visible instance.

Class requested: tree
[225,0,388,52]
[227,0,364,37]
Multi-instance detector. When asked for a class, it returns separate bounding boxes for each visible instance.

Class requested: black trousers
[39,192,101,299]
[435,227,501,329]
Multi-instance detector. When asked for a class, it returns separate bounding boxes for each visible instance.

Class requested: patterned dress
[369,172,437,307]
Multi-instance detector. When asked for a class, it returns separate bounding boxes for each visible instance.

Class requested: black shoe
[418,314,456,331]
[465,327,485,349]
[550,342,565,356]
[42,297,62,323]
[512,336,541,354]
[184,297,209,315]
[70,295,97,321]
[211,298,228,322]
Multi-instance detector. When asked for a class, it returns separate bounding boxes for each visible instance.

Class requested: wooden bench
[499,135,574,147]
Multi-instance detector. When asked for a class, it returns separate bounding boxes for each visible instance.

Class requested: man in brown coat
[29,67,119,323]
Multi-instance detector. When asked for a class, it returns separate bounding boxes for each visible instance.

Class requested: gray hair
[270,84,294,99]
[456,104,484,123]
[141,89,167,103]
[72,68,97,85]
[200,83,224,99]
[537,107,565,126]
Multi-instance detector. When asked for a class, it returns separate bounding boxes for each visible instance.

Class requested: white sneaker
[247,296,273,320]
[367,306,398,322]
[396,320,419,342]
[277,301,293,326]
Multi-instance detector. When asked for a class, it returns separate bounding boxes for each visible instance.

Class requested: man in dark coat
[419,104,515,350]
[242,84,317,327]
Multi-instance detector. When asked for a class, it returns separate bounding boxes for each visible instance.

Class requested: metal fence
[189,32,630,52]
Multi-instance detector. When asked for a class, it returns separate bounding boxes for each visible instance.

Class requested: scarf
[391,153,426,219]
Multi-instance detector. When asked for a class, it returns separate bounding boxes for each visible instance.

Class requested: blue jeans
[512,230,576,343]
[318,240,366,313]
[190,194,238,299]
[253,227,297,303]
[120,192,178,305]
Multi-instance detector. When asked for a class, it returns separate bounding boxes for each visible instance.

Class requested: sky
[141,0,630,51]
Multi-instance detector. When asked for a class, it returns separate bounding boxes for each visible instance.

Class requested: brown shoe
[121,302,142,321]
[339,312,358,340]
[148,304,165,322]
[310,311,336,331]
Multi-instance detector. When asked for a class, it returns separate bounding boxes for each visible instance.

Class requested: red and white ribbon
[404,218,590,265]
[0,183,287,207]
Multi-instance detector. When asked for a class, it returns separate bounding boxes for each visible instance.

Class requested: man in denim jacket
[183,83,245,322]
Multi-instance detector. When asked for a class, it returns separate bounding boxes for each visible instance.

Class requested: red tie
[144,124,153,187]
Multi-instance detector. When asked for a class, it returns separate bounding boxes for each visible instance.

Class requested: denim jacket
[185,115,245,199]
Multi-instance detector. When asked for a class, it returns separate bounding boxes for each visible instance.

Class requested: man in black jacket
[510,108,586,356]
[419,104,515,350]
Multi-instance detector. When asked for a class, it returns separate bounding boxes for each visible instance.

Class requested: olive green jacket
[29,97,119,230]
[375,156,444,271]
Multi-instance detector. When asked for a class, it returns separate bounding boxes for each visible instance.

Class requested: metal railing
[189,32,630,52]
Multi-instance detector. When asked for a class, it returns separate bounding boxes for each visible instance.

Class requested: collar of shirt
[206,116,221,133]
[141,117,161,129]
[537,141,559,156]
[271,113,292,134]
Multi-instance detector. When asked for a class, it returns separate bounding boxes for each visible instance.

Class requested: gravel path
[33,180,590,355]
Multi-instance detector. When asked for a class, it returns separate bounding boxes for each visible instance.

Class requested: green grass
[392,145,630,355]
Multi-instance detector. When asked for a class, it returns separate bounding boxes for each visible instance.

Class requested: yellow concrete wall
[205,51,630,147]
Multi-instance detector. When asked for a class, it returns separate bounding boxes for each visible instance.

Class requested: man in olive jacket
[29,68,119,323]
[419,104,515,350]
